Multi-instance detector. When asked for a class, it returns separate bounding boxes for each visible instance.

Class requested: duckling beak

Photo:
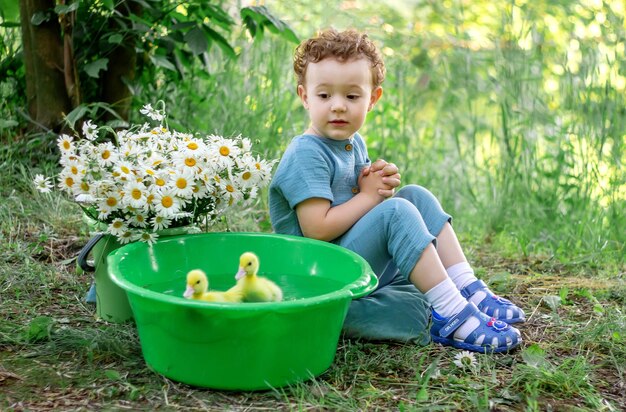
[235,267,246,280]
[183,285,194,298]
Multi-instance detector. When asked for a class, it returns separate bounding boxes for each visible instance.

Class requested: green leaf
[0,119,18,129]
[25,316,54,343]
[84,58,109,78]
[185,26,208,56]
[0,0,19,21]
[203,25,236,59]
[108,33,123,44]
[104,370,122,380]
[54,2,80,14]
[240,6,299,44]
[65,104,89,128]
[31,11,50,26]
[101,0,115,10]
[542,295,561,311]
[203,4,235,29]
[150,54,177,71]
[521,344,549,369]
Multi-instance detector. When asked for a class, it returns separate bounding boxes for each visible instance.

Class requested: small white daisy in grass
[57,134,75,154]
[33,174,53,193]
[82,119,98,141]
[453,351,477,369]
[34,102,275,243]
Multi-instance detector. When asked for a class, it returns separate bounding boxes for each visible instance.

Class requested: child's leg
[336,198,521,352]
[396,185,525,323]
[343,264,431,344]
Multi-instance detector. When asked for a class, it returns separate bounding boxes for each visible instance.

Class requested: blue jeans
[334,185,452,343]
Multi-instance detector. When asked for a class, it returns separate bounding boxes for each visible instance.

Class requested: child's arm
[296,171,388,241]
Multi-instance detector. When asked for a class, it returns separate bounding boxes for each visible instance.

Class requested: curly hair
[293,28,386,88]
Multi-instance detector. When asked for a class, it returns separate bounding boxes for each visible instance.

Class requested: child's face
[298,57,382,140]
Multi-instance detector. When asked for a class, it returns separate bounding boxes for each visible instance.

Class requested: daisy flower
[153,188,183,217]
[33,174,53,193]
[57,134,75,154]
[108,218,127,237]
[57,171,79,193]
[35,102,276,244]
[172,150,203,173]
[123,180,149,209]
[453,351,477,369]
[99,190,123,212]
[136,231,159,245]
[115,160,135,181]
[117,229,134,244]
[82,120,99,141]
[128,211,149,228]
[96,142,119,167]
[169,169,195,198]
[140,103,165,121]
[151,214,172,231]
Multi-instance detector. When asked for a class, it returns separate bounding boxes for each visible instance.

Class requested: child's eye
[318,93,329,99]
[347,95,359,100]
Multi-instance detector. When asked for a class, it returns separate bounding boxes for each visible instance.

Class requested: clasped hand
[359,159,401,199]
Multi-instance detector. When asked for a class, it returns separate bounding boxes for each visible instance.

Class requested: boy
[269,28,524,352]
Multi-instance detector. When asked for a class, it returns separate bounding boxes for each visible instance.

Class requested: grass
[1,165,625,411]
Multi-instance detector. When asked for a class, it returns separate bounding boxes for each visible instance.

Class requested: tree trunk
[20,0,71,132]
[18,0,37,121]
[100,1,141,122]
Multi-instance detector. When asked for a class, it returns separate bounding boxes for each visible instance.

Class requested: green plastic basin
[107,232,377,390]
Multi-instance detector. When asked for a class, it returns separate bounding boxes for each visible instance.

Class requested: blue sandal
[430,302,522,353]
[460,280,526,324]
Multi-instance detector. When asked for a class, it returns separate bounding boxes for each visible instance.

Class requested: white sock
[446,261,478,290]
[425,278,480,341]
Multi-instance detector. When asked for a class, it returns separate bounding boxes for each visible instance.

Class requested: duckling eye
[247,262,252,266]
[195,280,200,284]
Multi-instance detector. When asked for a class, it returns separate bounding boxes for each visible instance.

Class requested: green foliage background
[1,0,624,265]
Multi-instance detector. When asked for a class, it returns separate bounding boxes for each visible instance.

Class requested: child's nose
[331,99,347,112]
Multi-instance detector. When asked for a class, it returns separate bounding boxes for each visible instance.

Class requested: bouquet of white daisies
[34,103,275,244]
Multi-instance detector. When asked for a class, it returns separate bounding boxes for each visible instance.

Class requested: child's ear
[368,87,383,111]
[297,85,309,109]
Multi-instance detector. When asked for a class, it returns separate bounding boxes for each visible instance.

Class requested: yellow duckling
[183,269,242,303]
[231,252,283,302]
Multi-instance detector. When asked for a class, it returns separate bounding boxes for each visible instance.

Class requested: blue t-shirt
[269,133,371,237]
